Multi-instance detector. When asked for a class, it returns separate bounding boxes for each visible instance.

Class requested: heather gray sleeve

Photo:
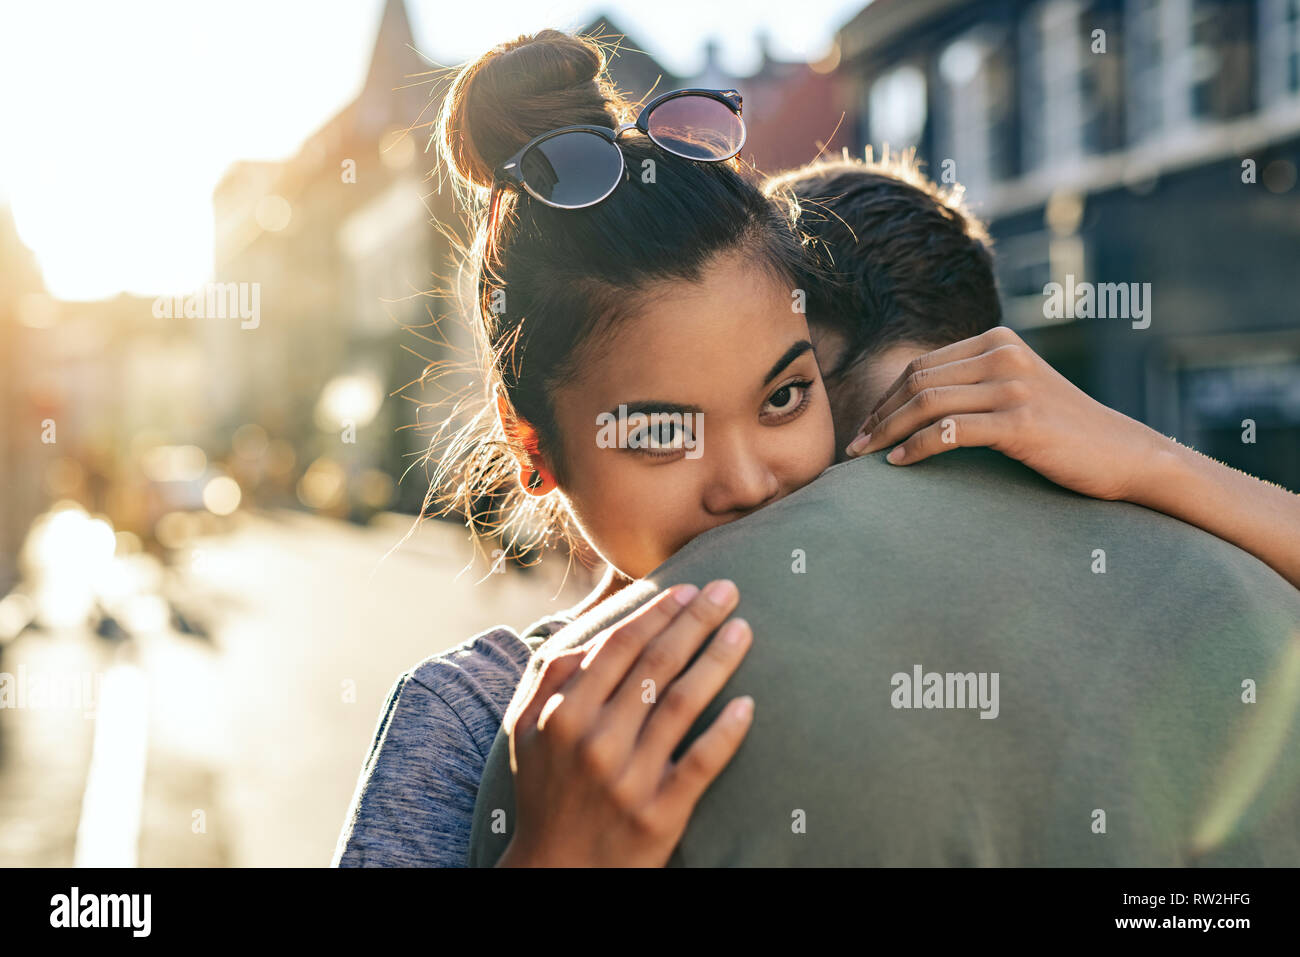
[332,670,490,868]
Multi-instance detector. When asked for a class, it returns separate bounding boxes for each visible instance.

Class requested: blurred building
[584,11,854,174]
[839,0,1300,490]
[209,4,681,523]
[1,207,203,589]
[689,34,854,172]
[0,206,47,591]
[211,0,449,519]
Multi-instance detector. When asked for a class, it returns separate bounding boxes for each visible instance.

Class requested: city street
[0,511,589,867]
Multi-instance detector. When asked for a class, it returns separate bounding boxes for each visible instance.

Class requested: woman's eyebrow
[762,340,814,387]
[604,340,814,418]
[602,400,704,418]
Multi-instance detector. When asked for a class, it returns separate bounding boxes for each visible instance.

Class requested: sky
[0,0,868,301]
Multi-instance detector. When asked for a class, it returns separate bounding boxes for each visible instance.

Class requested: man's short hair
[765,148,1003,379]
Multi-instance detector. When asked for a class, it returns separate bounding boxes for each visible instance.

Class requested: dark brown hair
[422,30,807,564]
[765,148,1001,382]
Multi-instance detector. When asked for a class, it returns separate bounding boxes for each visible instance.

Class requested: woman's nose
[701,441,780,517]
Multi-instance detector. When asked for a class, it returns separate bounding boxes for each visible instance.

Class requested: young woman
[334,29,1300,869]
[333,28,835,868]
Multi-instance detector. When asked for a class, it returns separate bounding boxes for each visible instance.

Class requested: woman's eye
[629,418,693,456]
[768,385,797,411]
[641,421,682,447]
[763,379,813,418]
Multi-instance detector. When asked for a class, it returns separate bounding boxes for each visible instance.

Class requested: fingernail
[720,618,749,645]
[728,696,754,721]
[846,433,871,456]
[672,584,699,605]
[887,446,906,464]
[704,579,737,606]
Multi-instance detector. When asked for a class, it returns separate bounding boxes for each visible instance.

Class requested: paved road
[0,510,591,867]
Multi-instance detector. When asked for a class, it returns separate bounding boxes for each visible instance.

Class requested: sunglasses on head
[492,88,746,210]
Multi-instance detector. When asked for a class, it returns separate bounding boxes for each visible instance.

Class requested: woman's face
[546,249,836,579]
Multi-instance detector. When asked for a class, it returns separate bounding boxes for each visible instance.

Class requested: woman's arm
[499,580,755,867]
[334,670,498,867]
[1124,438,1300,588]
[847,326,1300,589]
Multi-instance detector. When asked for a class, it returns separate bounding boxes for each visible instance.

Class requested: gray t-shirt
[332,613,571,867]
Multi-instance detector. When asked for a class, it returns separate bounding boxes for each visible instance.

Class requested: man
[771,149,1003,457]
[467,155,1300,866]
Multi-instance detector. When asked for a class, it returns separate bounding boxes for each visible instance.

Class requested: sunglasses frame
[493,88,746,210]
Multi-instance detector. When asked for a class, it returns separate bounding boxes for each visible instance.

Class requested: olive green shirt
[469,449,1300,866]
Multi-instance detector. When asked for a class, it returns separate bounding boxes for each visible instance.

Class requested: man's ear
[807,321,849,380]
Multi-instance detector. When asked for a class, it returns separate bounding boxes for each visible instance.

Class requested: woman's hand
[497,580,755,867]
[845,326,1164,502]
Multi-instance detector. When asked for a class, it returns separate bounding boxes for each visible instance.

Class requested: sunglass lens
[646,94,744,161]
[520,130,623,207]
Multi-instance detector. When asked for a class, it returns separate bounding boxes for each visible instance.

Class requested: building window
[934,26,1015,197]
[1125,0,1190,141]
[1126,0,1160,138]
[1261,0,1300,105]
[1293,0,1300,90]
[1022,1,1087,173]
[1126,0,1254,140]
[1189,0,1255,121]
[867,63,927,150]
[1023,0,1127,172]
[1082,3,1127,153]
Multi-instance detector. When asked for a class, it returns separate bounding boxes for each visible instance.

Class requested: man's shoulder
[652,447,1282,584]
[646,448,1067,582]
[662,449,1049,551]
[644,447,1297,645]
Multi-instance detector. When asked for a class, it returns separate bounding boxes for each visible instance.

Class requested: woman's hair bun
[439,29,628,191]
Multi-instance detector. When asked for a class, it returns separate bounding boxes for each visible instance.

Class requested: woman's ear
[495,388,555,495]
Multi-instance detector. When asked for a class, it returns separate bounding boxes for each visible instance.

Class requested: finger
[627,617,753,789]
[853,380,1014,457]
[655,694,755,814]
[883,412,1003,466]
[599,579,741,753]
[510,646,585,739]
[848,349,1007,456]
[864,330,1008,421]
[507,647,585,773]
[515,585,705,772]
[557,584,701,718]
